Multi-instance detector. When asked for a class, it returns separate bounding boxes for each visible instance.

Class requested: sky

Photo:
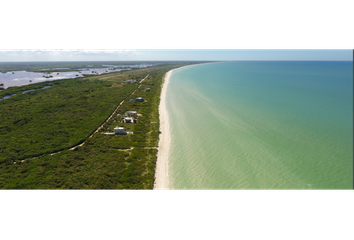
[0,49,352,62]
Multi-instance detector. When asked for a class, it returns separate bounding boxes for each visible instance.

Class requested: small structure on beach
[145,88,150,92]
[136,97,144,102]
[114,126,127,135]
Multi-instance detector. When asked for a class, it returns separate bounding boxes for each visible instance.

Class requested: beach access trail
[20,74,149,161]
[69,74,149,150]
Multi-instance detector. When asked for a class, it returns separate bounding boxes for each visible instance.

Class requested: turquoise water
[166,61,353,189]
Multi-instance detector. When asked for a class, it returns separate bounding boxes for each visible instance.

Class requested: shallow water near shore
[166,61,353,189]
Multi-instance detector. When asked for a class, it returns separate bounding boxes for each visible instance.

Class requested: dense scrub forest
[0,64,187,189]
[0,79,136,162]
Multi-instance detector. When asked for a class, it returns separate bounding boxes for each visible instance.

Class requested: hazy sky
[0,49,352,62]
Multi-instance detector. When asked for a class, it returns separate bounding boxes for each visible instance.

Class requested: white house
[114,126,127,135]
[126,111,137,117]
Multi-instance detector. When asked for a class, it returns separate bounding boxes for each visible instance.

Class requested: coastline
[154,70,172,190]
[153,62,218,190]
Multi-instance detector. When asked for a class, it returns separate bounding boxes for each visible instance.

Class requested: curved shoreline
[153,63,218,190]
[154,70,172,190]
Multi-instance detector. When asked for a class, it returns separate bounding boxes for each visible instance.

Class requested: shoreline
[154,70,172,190]
[153,62,217,190]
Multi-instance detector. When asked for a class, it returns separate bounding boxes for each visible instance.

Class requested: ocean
[166,61,353,189]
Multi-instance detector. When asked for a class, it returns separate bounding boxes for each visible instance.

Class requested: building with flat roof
[122,79,138,83]
[114,126,127,135]
[126,111,137,117]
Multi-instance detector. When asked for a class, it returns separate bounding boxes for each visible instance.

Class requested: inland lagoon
[0,68,122,89]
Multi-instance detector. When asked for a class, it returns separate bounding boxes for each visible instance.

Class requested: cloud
[78,49,138,55]
[0,49,141,61]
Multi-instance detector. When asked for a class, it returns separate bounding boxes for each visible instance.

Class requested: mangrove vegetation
[0,63,190,189]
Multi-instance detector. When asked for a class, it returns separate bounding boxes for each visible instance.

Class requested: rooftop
[122,79,138,83]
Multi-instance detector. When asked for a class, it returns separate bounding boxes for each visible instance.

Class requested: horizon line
[0,60,352,63]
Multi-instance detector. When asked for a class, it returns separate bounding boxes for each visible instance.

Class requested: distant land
[0,61,208,73]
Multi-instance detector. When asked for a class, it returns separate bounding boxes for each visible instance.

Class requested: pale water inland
[0,86,52,101]
[0,63,158,89]
[0,68,124,89]
[166,61,353,189]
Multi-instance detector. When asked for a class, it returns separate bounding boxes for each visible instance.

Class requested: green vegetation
[0,145,158,189]
[1,81,56,99]
[0,63,188,189]
[0,78,136,163]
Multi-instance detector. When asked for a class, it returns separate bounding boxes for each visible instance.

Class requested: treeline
[0,64,183,189]
[0,145,157,189]
[0,78,136,165]
[0,81,58,99]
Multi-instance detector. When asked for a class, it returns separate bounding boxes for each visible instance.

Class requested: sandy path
[17,74,151,162]
[69,74,149,151]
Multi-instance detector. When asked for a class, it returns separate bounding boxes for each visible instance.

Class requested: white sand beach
[154,70,172,190]
[153,64,211,190]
